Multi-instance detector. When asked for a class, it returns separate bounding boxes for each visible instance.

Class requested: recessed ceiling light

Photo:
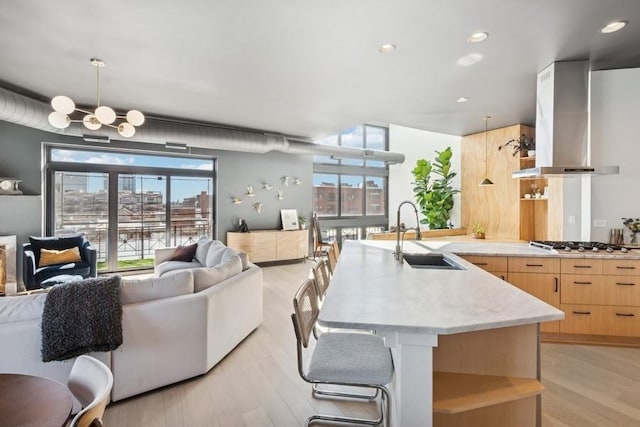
[379,43,397,53]
[601,20,627,33]
[456,97,469,103]
[466,32,489,43]
[456,53,483,67]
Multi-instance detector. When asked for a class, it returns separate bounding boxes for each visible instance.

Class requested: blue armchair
[22,235,97,290]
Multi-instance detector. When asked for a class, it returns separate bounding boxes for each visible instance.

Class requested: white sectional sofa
[0,238,263,405]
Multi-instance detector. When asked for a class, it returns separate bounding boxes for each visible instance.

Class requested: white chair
[291,279,393,426]
[67,355,114,427]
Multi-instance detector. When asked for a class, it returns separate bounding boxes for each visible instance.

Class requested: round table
[0,373,73,427]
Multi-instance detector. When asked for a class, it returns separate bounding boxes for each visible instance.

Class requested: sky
[51,149,213,202]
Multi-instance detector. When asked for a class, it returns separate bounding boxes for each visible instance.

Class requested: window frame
[312,125,390,246]
[44,144,216,272]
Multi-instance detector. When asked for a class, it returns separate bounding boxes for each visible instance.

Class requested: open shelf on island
[433,371,544,414]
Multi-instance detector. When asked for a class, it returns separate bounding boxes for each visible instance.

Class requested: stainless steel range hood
[512,61,619,179]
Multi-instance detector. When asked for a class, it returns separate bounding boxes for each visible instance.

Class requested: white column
[381,330,438,427]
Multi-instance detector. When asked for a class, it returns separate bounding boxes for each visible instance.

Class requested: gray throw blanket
[41,275,123,362]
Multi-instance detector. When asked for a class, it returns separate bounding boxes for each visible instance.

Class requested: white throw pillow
[0,293,47,323]
[194,237,213,266]
[120,270,194,304]
[194,255,243,292]
[205,244,236,268]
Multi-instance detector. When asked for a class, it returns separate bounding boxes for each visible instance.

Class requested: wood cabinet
[456,253,640,344]
[226,230,308,263]
[557,258,640,340]
[507,257,561,333]
[461,124,562,241]
[458,255,507,280]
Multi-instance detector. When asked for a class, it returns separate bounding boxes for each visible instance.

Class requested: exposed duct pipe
[0,86,405,164]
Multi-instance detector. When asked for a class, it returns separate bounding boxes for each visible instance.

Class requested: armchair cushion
[29,235,85,266]
[39,247,82,267]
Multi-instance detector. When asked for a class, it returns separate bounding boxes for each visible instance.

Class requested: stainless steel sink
[402,253,464,270]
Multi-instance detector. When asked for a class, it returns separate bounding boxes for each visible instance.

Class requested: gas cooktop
[530,240,629,253]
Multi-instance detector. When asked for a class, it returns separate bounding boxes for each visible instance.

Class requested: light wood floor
[104,262,640,427]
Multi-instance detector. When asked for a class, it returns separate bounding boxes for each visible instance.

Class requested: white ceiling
[1,0,639,140]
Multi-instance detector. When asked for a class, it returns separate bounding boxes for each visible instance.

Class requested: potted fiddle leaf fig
[411,147,459,229]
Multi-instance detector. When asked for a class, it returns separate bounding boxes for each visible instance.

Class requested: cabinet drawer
[560,304,607,335]
[460,255,507,272]
[601,276,640,306]
[603,259,640,276]
[508,257,560,273]
[603,305,640,337]
[561,274,603,305]
[560,258,603,274]
[560,304,640,336]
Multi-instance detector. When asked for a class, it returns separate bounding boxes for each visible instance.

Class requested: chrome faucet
[394,200,423,263]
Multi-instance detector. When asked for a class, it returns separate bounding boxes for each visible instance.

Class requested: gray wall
[590,68,640,243]
[217,151,313,237]
[0,120,313,282]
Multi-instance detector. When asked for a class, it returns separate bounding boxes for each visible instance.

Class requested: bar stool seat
[308,332,393,385]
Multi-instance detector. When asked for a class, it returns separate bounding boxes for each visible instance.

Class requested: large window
[46,147,215,273]
[312,125,389,246]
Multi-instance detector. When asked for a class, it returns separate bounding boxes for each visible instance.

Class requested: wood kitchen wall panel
[461,125,527,240]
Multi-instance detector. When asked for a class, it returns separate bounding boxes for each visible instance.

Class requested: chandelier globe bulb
[48,111,71,129]
[51,95,75,114]
[126,110,145,126]
[118,122,136,137]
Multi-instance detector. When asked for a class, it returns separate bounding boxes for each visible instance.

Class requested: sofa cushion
[38,247,82,267]
[0,293,47,323]
[193,255,243,292]
[168,243,197,262]
[120,270,194,304]
[156,260,201,277]
[194,237,214,265]
[34,261,91,284]
[29,235,84,266]
[238,252,249,271]
[205,245,237,268]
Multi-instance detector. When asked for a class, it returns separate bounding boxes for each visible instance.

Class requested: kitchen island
[318,240,564,427]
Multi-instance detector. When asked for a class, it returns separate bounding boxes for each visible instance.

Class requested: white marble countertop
[318,240,564,335]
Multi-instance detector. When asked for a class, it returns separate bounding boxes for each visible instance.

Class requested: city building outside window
[312,125,389,246]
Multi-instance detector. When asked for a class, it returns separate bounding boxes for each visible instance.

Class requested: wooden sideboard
[227,229,308,263]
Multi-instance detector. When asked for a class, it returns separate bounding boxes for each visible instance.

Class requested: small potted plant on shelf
[471,222,486,239]
[498,134,536,157]
[298,215,307,230]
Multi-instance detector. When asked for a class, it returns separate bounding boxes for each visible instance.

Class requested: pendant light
[48,58,145,137]
[479,115,494,186]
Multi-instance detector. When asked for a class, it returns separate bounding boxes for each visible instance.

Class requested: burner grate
[530,240,626,251]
